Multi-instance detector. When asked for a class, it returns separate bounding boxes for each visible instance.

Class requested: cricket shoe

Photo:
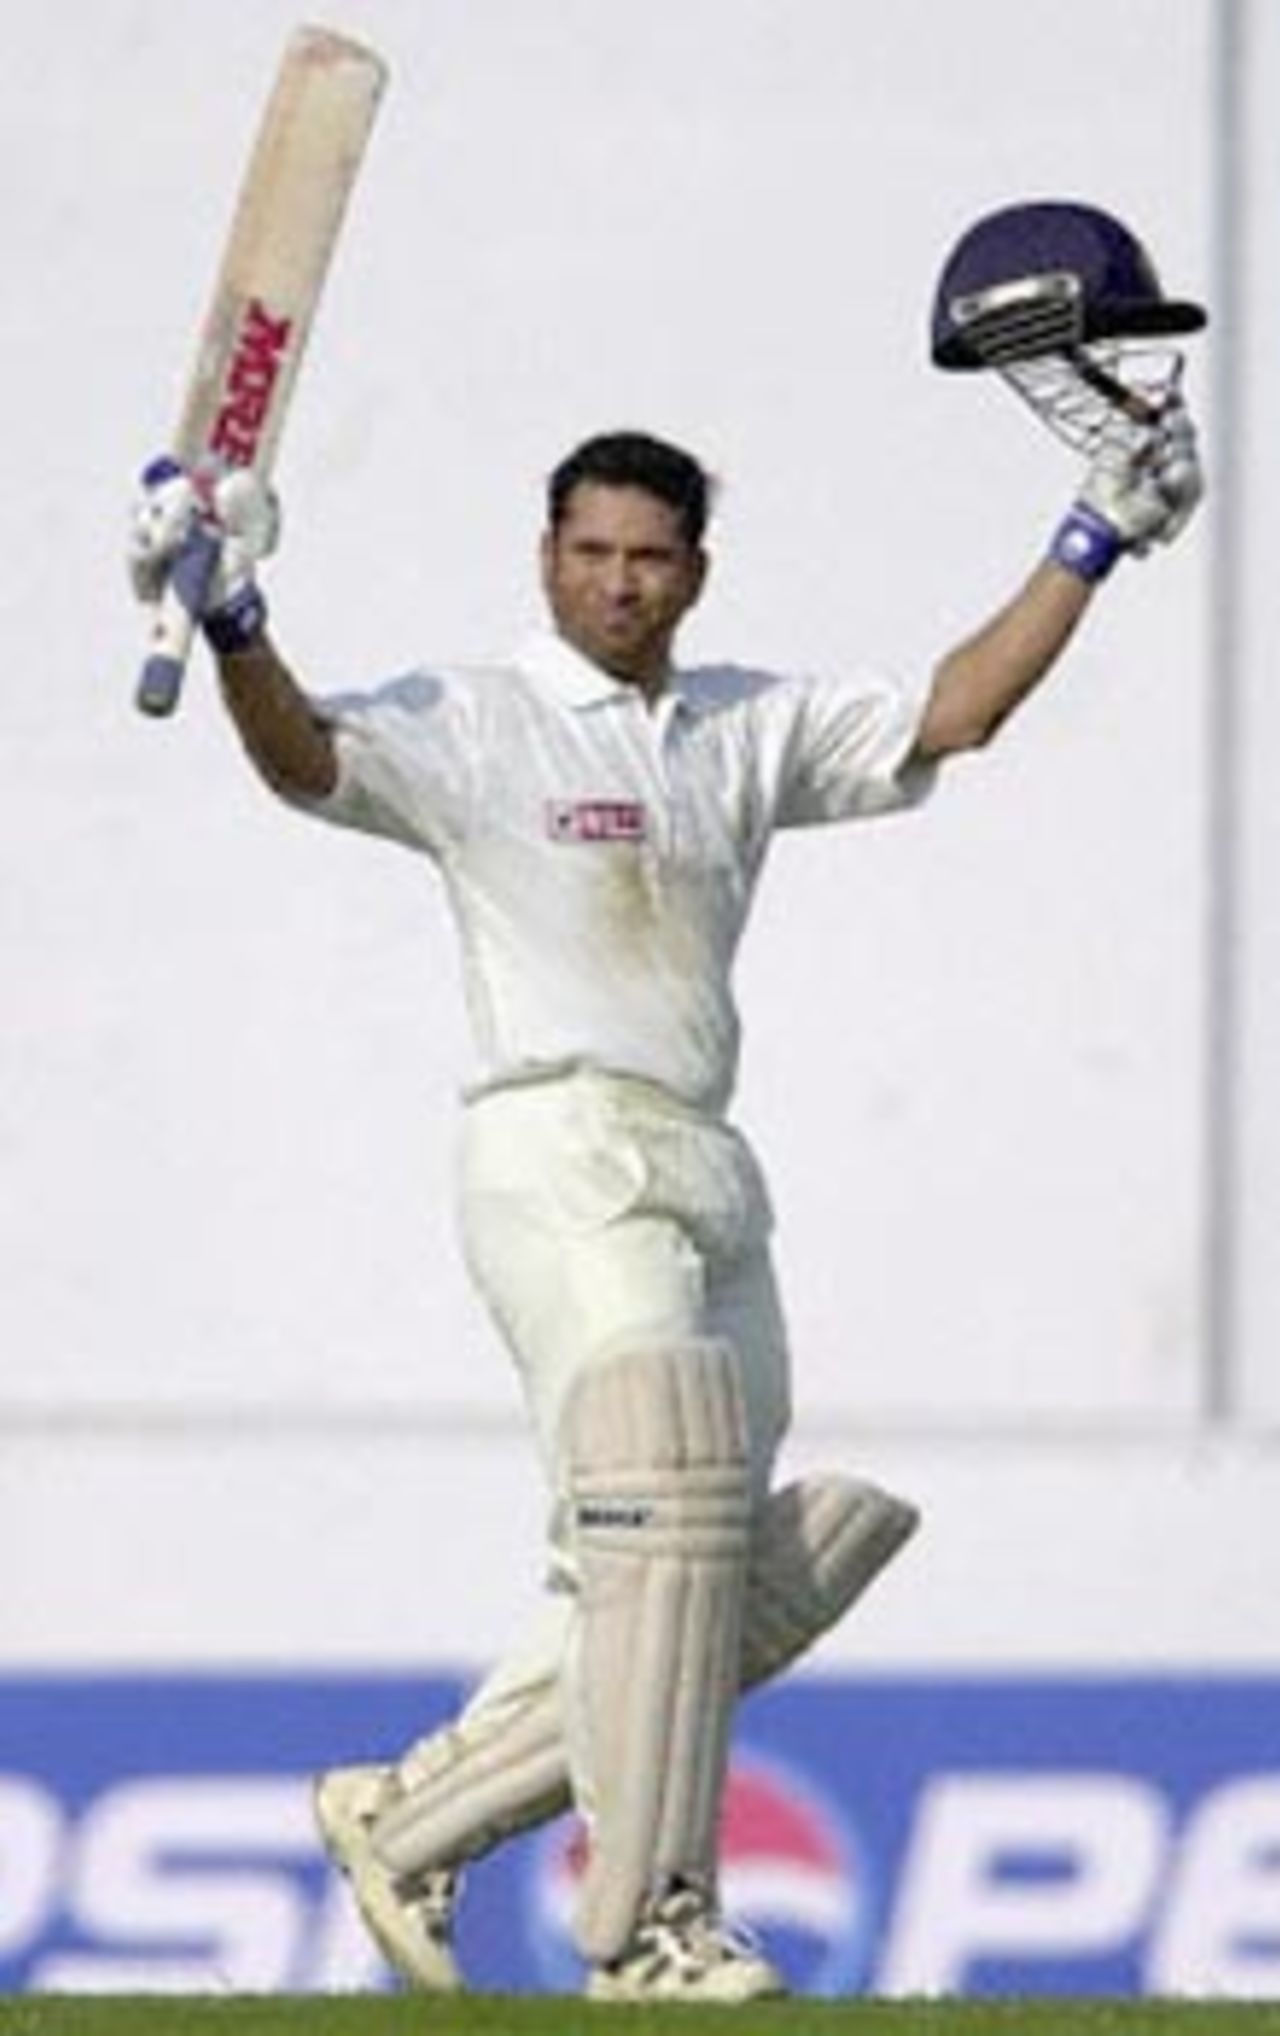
[586,1881,786,2004]
[313,1764,462,1992]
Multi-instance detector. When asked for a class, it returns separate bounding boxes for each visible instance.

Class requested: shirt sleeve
[772,668,938,826]
[299,669,476,858]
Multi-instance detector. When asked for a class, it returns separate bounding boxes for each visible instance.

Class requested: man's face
[541,482,707,693]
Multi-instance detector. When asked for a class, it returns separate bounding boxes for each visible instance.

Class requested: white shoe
[314,1764,462,1992]
[586,1883,786,2003]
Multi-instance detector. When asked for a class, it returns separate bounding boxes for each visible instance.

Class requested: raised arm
[914,397,1203,761]
[129,457,337,799]
[215,636,338,800]
[915,560,1091,758]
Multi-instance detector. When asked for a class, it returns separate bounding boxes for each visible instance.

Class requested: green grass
[2,2000,1280,2036]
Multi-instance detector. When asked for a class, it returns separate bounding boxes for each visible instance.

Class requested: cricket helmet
[930,200,1207,370]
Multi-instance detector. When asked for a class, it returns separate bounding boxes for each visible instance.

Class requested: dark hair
[547,431,713,548]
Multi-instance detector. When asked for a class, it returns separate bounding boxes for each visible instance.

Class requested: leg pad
[565,1339,751,1963]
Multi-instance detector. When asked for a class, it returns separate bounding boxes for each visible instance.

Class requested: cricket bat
[135,25,388,718]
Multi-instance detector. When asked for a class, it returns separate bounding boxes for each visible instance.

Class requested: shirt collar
[517,629,702,718]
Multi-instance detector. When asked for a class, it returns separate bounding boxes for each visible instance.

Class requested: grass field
[2,1999,1280,2036]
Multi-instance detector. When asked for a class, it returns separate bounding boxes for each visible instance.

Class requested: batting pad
[741,1474,920,1686]
[367,1471,918,1884]
[566,1339,752,1964]
[373,1700,569,1880]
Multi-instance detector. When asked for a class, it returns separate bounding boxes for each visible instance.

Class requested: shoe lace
[403,1867,459,1940]
[645,1884,760,1971]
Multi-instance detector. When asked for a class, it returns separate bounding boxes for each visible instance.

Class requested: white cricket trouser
[450,1067,791,1760]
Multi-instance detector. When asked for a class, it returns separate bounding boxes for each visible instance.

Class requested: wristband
[202,581,269,655]
[1049,504,1124,584]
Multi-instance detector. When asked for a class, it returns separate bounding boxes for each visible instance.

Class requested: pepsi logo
[525,1747,872,1995]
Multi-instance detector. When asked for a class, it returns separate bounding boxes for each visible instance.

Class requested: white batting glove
[128,457,280,650]
[1050,399,1204,584]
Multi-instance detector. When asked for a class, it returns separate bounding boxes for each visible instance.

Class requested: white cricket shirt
[310,630,936,1114]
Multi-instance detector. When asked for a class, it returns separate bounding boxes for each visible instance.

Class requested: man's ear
[539,526,556,592]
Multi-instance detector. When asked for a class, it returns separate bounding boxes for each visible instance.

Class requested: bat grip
[134,521,223,718]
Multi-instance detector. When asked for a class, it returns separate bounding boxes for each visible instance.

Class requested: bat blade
[136,26,387,719]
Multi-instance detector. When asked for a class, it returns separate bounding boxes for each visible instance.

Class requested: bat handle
[134,521,222,718]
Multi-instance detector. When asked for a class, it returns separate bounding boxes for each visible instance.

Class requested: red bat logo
[208,299,293,466]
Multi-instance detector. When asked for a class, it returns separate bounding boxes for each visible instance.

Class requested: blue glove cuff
[202,582,268,656]
[141,453,186,488]
[1049,504,1124,584]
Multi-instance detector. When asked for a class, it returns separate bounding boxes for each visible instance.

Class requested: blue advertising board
[1,1674,1276,1997]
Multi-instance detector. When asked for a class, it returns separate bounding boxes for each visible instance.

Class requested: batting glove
[128,456,280,651]
[1050,399,1204,583]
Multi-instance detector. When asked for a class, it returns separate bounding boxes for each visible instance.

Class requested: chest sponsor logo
[546,799,648,844]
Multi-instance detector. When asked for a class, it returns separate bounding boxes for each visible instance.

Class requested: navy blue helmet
[931,201,1207,371]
